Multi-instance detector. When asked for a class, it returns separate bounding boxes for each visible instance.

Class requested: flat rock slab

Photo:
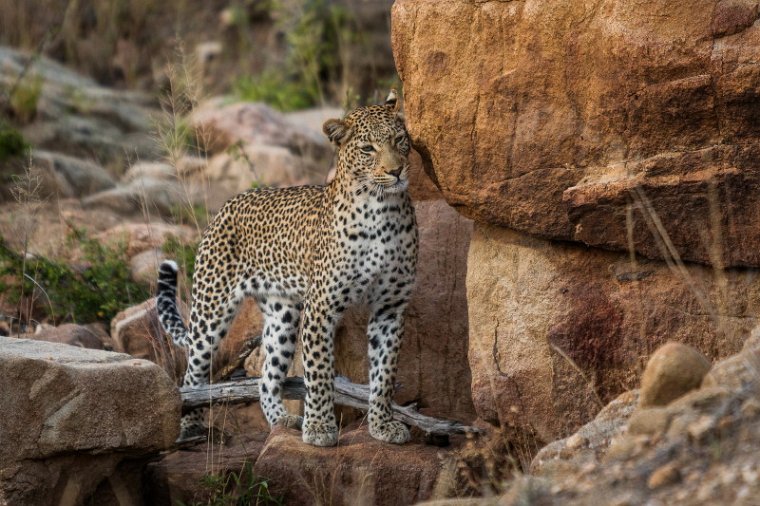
[0,336,180,504]
[254,426,447,506]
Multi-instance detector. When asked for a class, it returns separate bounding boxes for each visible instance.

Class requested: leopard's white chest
[332,193,415,302]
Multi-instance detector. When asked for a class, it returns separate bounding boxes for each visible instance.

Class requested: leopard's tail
[156,260,189,347]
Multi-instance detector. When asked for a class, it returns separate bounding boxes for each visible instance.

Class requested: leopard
[156,90,418,447]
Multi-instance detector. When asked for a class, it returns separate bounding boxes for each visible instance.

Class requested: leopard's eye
[360,144,376,154]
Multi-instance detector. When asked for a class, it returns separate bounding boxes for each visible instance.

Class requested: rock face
[253,426,446,506]
[392,0,760,268]
[0,336,180,505]
[467,223,760,445]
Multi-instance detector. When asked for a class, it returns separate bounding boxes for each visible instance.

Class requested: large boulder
[0,336,180,505]
[392,0,760,268]
[189,99,333,165]
[467,223,760,446]
[1,150,116,202]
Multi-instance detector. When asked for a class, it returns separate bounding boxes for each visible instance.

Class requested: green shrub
[0,230,149,324]
[9,75,43,123]
[233,0,360,111]
[179,462,283,506]
[233,71,315,112]
[0,123,29,162]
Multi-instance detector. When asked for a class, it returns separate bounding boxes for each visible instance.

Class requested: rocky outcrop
[467,223,760,446]
[511,337,760,505]
[392,0,760,268]
[0,336,179,505]
[15,150,116,201]
[0,47,158,165]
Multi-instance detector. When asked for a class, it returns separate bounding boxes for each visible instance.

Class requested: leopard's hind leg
[257,296,302,429]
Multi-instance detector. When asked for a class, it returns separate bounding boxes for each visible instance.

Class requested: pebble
[566,433,589,450]
[648,462,681,489]
[742,466,758,485]
[687,415,716,441]
[740,397,760,418]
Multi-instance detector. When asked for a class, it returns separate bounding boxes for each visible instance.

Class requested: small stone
[566,433,588,450]
[647,462,681,489]
[605,436,639,461]
[640,342,711,408]
[721,469,739,485]
[742,466,759,485]
[687,415,716,441]
[741,397,760,418]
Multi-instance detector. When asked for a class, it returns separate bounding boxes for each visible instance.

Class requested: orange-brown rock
[111,298,187,383]
[467,224,760,446]
[392,0,760,267]
[253,426,447,506]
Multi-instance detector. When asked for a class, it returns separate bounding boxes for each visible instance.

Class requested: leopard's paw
[302,419,339,447]
[369,420,410,444]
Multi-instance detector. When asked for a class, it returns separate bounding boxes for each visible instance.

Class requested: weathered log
[180,375,481,436]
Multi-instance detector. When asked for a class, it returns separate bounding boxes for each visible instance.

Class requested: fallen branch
[180,375,481,437]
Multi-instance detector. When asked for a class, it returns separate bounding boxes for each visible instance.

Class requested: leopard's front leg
[366,300,411,444]
[300,298,340,447]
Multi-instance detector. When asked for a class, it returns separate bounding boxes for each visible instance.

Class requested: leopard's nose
[388,167,403,178]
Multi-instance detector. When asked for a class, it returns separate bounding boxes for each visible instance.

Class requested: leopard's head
[323,90,410,194]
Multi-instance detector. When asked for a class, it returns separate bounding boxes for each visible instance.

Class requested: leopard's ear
[323,118,353,146]
[385,89,400,112]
